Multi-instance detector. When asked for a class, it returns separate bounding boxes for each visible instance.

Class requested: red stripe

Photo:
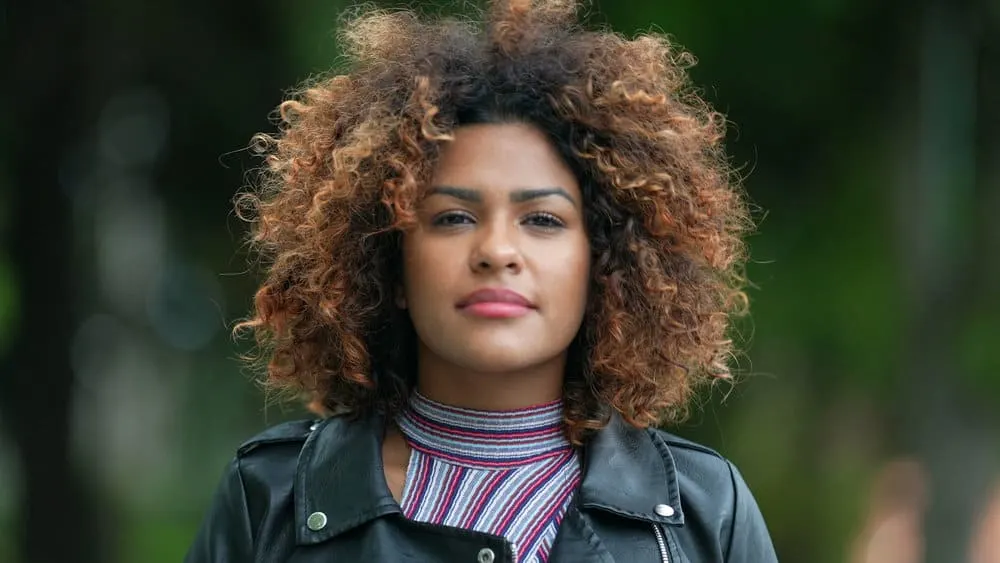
[519,470,581,558]
[407,442,565,469]
[428,466,465,524]
[411,414,563,440]
[463,469,518,529]
[402,456,432,518]
[455,469,509,528]
[416,395,563,417]
[493,453,568,535]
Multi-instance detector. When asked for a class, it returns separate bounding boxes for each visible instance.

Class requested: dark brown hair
[238,0,751,443]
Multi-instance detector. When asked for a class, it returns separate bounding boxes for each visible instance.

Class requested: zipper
[651,523,670,563]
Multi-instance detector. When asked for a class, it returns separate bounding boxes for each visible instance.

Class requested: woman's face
[400,122,590,378]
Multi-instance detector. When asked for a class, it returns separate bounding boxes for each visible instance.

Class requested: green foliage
[122,514,198,563]
[960,298,1000,394]
[0,157,12,356]
[0,255,16,356]
[283,0,350,76]
[0,518,12,563]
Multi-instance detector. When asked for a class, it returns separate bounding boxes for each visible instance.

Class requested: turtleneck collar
[396,391,573,469]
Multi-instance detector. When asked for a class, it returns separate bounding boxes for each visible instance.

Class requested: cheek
[549,236,591,309]
[573,255,592,307]
[401,235,452,295]
[399,237,424,298]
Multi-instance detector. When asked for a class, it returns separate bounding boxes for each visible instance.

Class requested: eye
[431,210,476,227]
[523,212,565,229]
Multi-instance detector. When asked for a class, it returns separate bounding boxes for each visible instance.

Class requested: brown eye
[523,212,565,229]
[432,211,476,227]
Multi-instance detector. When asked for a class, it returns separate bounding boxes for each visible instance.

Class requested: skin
[383,122,591,500]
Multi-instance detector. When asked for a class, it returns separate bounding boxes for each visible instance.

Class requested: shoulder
[649,427,727,460]
[647,427,739,492]
[235,418,318,458]
[230,418,324,499]
[647,429,743,521]
[647,428,777,562]
[188,418,336,560]
[223,418,332,528]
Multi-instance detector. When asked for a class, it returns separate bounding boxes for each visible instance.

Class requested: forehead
[430,123,580,195]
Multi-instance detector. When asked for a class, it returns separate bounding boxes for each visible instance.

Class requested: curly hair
[237,0,751,444]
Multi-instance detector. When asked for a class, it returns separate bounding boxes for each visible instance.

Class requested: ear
[395,286,407,309]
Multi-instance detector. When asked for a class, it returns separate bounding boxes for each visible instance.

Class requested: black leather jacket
[185,411,778,563]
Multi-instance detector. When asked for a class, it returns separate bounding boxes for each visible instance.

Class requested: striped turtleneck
[396,392,581,563]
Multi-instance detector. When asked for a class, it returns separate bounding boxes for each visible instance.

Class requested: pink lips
[456,288,535,318]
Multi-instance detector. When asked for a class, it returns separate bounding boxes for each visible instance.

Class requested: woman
[186,0,777,561]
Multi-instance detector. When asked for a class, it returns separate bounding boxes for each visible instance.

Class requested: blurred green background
[3,0,999,562]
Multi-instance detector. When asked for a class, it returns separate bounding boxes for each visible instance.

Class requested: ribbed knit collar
[396,392,572,469]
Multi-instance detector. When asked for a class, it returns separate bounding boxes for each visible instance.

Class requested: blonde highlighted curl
[237,0,752,444]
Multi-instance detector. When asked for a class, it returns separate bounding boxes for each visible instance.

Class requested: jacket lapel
[575,414,684,527]
[547,507,617,563]
[549,414,685,563]
[293,412,402,546]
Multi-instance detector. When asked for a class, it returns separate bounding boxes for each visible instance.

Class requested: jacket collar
[294,409,683,545]
[575,413,684,526]
[294,412,401,545]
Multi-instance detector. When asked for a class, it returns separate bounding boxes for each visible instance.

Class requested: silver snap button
[477,547,496,563]
[654,503,675,517]
[309,421,319,431]
[307,511,328,531]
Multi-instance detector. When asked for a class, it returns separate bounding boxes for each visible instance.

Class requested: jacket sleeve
[185,458,255,563]
[724,461,778,562]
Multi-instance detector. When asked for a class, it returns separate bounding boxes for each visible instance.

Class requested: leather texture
[185,411,778,562]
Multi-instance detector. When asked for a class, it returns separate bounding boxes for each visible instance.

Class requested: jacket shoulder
[236,418,319,458]
[648,428,777,561]
[186,418,322,562]
[648,429,729,467]
[647,428,742,499]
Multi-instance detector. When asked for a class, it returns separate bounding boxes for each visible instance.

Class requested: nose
[469,220,523,274]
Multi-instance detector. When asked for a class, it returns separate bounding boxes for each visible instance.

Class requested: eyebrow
[427,185,578,207]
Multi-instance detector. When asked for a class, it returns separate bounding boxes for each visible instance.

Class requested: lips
[456,288,536,319]
[456,288,534,309]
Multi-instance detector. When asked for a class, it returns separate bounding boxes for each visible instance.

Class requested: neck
[415,344,566,411]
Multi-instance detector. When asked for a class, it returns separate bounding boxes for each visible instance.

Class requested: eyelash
[525,212,565,228]
[431,211,566,229]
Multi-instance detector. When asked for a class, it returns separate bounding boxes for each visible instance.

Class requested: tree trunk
[894,0,999,561]
[3,1,108,562]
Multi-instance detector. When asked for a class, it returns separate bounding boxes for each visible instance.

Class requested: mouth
[456,288,536,318]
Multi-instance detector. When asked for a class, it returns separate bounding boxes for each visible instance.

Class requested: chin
[448,340,558,375]
[415,322,578,375]
[457,354,544,375]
